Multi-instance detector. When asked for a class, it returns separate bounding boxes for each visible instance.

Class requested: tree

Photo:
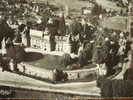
[62,53,72,67]
[91,3,103,16]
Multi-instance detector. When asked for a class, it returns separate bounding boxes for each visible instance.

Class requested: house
[81,3,94,15]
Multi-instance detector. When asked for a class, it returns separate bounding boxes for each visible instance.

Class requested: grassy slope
[33,0,92,10]
[36,0,122,10]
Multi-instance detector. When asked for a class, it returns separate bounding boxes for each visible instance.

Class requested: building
[30,29,71,53]
[81,3,94,15]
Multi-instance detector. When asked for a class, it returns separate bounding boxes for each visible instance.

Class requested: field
[96,0,122,11]
[101,16,128,32]
[35,0,124,11]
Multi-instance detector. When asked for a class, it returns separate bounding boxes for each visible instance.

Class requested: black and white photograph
[0,0,132,99]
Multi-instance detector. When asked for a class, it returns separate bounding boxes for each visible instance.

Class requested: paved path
[0,68,100,97]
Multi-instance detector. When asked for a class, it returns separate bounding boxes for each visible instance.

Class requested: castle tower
[65,5,69,17]
[1,37,6,56]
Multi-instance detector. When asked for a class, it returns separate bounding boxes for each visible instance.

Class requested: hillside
[33,0,123,11]
[33,0,93,10]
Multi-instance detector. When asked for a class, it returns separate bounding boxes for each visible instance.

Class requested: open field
[96,0,122,11]
[35,0,124,11]
[101,16,128,32]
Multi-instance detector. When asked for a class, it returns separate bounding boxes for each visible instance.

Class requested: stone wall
[18,62,99,82]
[18,63,55,81]
[65,68,98,80]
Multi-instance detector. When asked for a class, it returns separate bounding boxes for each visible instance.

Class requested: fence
[18,62,99,82]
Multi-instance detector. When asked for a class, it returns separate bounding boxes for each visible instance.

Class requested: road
[0,67,100,98]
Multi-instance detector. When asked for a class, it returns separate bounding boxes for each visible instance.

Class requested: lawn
[24,52,65,70]
[24,52,96,71]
